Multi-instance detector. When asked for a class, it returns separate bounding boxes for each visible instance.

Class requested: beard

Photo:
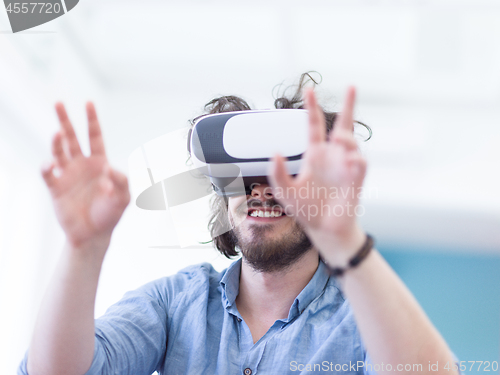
[229,197,313,273]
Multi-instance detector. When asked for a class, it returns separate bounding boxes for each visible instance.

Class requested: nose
[250,183,273,199]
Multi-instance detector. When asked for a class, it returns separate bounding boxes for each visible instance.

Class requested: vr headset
[188,109,309,197]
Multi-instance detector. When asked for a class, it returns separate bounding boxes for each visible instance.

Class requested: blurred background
[1,0,499,374]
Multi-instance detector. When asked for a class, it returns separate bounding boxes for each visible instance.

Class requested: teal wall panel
[380,248,500,374]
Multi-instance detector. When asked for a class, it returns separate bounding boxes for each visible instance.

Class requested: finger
[106,166,129,191]
[55,102,83,158]
[267,154,295,206]
[87,102,106,157]
[51,132,68,168]
[41,161,57,188]
[346,153,367,183]
[331,131,358,151]
[106,167,131,205]
[304,88,326,144]
[331,86,356,138]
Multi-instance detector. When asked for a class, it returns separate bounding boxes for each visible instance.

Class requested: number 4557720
[445,361,498,372]
[5,3,63,14]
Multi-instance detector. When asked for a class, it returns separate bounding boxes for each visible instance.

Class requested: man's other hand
[41,102,130,251]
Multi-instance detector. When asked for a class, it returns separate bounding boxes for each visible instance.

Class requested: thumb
[267,154,295,209]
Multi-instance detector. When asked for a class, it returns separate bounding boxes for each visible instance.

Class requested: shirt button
[237,317,242,322]
[244,368,252,375]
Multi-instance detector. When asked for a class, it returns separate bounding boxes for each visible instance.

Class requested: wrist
[64,234,110,265]
[323,234,374,277]
[311,224,366,266]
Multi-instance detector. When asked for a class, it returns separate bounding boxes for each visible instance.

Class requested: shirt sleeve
[17,282,168,375]
[17,350,29,375]
[17,263,216,375]
[84,283,169,375]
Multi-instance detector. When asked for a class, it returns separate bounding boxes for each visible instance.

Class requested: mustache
[237,198,283,215]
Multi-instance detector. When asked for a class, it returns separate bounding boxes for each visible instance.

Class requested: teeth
[249,210,283,218]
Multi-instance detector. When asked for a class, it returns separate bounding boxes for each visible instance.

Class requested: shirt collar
[219,257,332,321]
[219,258,242,309]
[286,259,330,321]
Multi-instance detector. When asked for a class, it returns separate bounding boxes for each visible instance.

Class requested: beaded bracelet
[325,234,374,277]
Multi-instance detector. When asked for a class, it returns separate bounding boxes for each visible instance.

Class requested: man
[19,77,459,374]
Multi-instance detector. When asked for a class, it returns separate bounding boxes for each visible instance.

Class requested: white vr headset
[132,107,366,246]
[188,109,310,197]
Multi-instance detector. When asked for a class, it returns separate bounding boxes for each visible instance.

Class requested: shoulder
[130,262,226,308]
[96,262,227,324]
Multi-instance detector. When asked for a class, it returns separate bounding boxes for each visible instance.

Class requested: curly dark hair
[190,72,371,259]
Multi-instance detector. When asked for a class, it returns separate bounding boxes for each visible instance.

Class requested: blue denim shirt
[18,259,393,374]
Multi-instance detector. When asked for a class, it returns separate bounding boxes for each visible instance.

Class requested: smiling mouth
[247,208,284,218]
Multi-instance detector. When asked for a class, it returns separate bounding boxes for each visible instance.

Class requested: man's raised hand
[268,88,367,263]
[41,102,130,251]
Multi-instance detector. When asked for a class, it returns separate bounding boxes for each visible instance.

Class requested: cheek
[227,201,237,214]
[228,197,246,215]
[227,197,248,228]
